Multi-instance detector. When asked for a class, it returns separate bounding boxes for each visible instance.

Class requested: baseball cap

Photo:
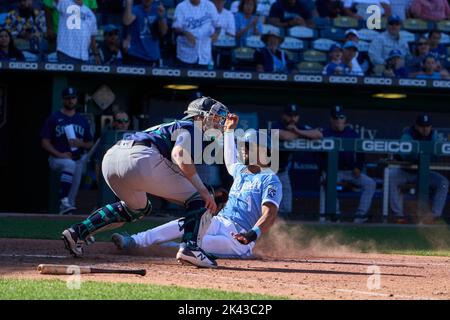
[388,49,402,60]
[330,105,346,119]
[345,29,360,38]
[388,15,402,25]
[284,104,300,115]
[416,113,432,126]
[343,41,358,51]
[62,87,77,98]
[329,43,342,52]
[103,24,120,34]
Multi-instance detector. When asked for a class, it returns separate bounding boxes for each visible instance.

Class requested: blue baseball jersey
[41,110,92,158]
[219,164,283,231]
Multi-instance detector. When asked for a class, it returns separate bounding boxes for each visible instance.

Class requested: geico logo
[258,73,288,81]
[284,139,335,150]
[81,65,110,73]
[432,80,450,88]
[399,79,426,87]
[223,72,252,80]
[9,62,38,70]
[117,67,146,75]
[441,143,450,154]
[293,75,323,82]
[329,76,358,84]
[187,70,216,78]
[152,68,181,77]
[362,140,413,153]
[364,77,392,85]
[44,63,74,71]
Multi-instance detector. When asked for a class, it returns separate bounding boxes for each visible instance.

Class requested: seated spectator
[99,24,123,64]
[345,29,371,73]
[428,30,447,62]
[342,40,364,75]
[4,0,47,54]
[343,0,391,20]
[409,0,450,22]
[235,0,262,47]
[123,0,168,66]
[254,30,295,73]
[268,0,314,28]
[383,49,408,77]
[0,28,25,60]
[390,0,412,20]
[406,36,430,74]
[214,0,236,37]
[316,0,345,18]
[368,15,411,65]
[416,54,450,79]
[323,43,346,75]
[172,0,221,68]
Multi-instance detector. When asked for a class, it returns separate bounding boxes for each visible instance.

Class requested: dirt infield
[1,238,449,300]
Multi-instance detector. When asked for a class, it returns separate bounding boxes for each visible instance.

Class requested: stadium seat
[297,61,324,74]
[284,50,299,62]
[0,12,7,27]
[302,49,327,62]
[402,19,429,33]
[313,17,332,29]
[399,30,417,43]
[46,52,58,63]
[357,41,370,52]
[319,27,346,41]
[436,20,450,33]
[245,35,265,48]
[280,36,304,51]
[372,64,385,76]
[312,38,339,51]
[288,26,316,39]
[232,47,255,61]
[262,24,283,35]
[256,1,272,17]
[333,16,359,29]
[441,33,450,44]
[357,28,380,42]
[230,0,239,13]
[213,35,237,48]
[22,51,38,62]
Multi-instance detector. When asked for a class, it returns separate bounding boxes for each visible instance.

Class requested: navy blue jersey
[322,126,363,171]
[41,111,93,158]
[131,120,204,161]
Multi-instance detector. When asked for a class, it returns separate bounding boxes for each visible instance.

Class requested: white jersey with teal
[218,163,282,231]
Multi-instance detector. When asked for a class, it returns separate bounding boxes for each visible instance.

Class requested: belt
[115,139,153,148]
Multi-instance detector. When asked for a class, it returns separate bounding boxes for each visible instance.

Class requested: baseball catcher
[61,97,229,268]
[111,114,282,259]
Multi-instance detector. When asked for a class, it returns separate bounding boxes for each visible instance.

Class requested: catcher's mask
[183,97,229,131]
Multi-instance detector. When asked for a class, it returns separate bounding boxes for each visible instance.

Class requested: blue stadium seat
[213,35,237,48]
[297,61,324,74]
[312,17,332,29]
[46,52,58,63]
[357,28,380,42]
[302,49,327,62]
[312,38,339,51]
[333,16,359,29]
[232,47,256,71]
[0,12,7,27]
[319,27,346,41]
[288,26,316,39]
[280,37,304,51]
[399,30,417,43]
[402,19,429,33]
[22,51,39,62]
[262,24,283,36]
[437,20,450,33]
[245,35,265,48]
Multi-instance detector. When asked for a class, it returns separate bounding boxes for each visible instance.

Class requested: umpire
[271,104,323,217]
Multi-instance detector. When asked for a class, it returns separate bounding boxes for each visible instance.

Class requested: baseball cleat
[61,228,84,257]
[59,197,76,215]
[111,233,137,250]
[176,243,218,269]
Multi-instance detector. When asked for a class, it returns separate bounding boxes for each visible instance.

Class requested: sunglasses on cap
[115,118,129,123]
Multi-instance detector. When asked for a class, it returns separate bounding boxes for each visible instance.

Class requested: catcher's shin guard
[72,200,152,241]
[179,193,209,246]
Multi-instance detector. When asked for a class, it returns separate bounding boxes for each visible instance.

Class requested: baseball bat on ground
[37,264,146,276]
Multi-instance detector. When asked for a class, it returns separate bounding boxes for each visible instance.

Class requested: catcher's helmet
[183,96,229,130]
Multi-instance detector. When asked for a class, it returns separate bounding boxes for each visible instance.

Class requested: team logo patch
[267,186,277,198]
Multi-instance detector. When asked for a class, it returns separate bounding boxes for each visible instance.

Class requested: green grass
[0,279,283,300]
[1,216,450,256]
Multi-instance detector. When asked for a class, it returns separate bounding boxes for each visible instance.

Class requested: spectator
[53,0,100,64]
[342,40,364,76]
[172,0,221,68]
[43,0,97,46]
[41,87,94,214]
[406,36,430,74]
[409,0,450,22]
[271,104,323,217]
[323,43,346,75]
[4,0,47,53]
[213,0,236,37]
[428,30,447,62]
[123,0,168,66]
[320,106,376,223]
[268,0,314,28]
[389,114,449,224]
[254,29,295,73]
[112,110,131,131]
[384,49,408,77]
[415,54,450,79]
[345,29,371,74]
[316,0,345,18]
[235,0,262,47]
[368,15,410,65]
[0,28,25,60]
[98,24,123,64]
[390,0,412,20]
[343,0,391,20]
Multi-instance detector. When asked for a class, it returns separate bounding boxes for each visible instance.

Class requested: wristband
[251,226,262,239]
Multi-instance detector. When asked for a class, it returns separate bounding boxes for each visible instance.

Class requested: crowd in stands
[1,0,450,78]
